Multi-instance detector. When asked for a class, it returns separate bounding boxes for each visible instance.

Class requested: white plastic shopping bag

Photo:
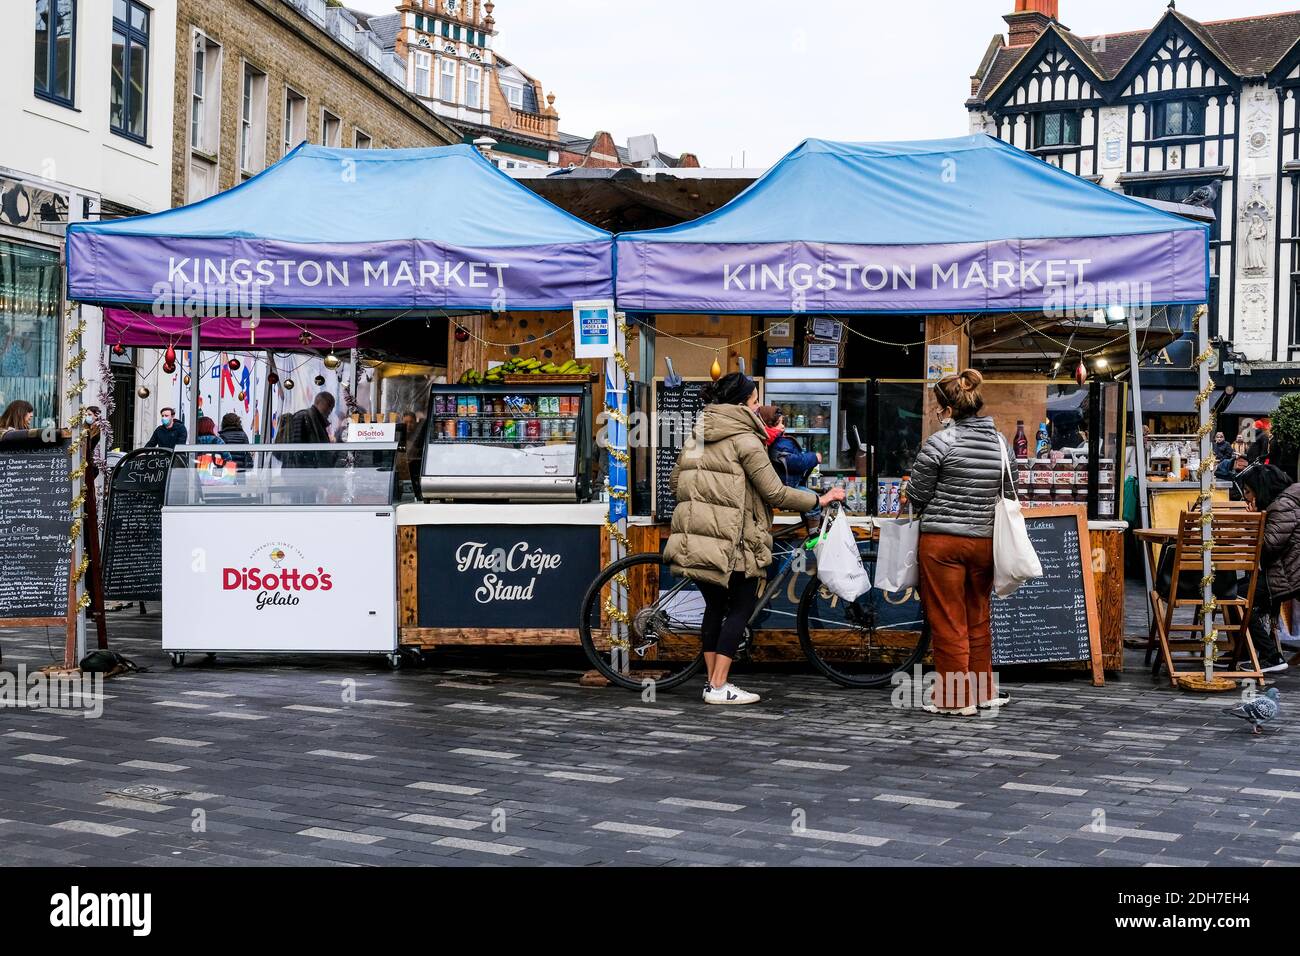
[874,509,920,594]
[993,437,1043,598]
[813,507,872,602]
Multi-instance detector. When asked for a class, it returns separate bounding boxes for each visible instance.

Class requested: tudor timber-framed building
[968,0,1300,368]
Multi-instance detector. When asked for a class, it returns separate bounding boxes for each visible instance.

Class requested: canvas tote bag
[993,436,1043,597]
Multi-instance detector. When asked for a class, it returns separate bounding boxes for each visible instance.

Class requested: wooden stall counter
[397,503,657,651]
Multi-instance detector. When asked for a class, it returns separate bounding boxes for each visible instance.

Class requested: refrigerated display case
[764,367,841,473]
[160,444,400,666]
[418,382,594,502]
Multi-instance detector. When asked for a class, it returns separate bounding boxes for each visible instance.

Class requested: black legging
[698,572,761,659]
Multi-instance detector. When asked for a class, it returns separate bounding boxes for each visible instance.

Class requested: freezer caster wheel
[401,647,428,668]
[386,652,403,671]
[169,652,186,667]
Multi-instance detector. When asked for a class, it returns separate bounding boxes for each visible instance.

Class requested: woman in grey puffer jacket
[903,370,1013,716]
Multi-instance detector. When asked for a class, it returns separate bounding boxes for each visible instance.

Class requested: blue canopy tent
[615,135,1209,314]
[68,143,613,317]
[66,142,615,434]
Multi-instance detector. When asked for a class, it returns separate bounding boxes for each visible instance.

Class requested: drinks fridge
[418,383,593,501]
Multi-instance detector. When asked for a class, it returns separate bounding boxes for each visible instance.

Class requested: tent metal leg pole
[1128,313,1153,604]
[190,317,201,431]
[262,350,276,443]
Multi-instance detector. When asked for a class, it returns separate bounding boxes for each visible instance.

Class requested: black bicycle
[578,513,929,691]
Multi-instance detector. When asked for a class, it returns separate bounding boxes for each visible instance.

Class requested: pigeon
[1224,687,1281,735]
[1182,181,1220,209]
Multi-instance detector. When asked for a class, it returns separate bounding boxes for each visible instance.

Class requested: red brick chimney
[1004,0,1059,46]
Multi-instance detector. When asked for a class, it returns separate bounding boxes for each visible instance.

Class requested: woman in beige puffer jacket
[665,373,843,705]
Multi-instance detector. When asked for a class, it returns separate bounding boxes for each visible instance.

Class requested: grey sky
[345,1,1300,166]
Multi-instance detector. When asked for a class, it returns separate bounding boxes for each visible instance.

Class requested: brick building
[358,1,699,170]
[176,0,459,207]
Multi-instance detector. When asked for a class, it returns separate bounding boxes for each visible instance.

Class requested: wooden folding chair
[1151,510,1266,686]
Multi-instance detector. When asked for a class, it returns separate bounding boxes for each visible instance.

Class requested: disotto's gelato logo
[222,541,332,610]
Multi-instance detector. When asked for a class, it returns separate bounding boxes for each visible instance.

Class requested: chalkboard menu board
[991,506,1101,682]
[103,448,172,602]
[0,439,73,620]
[654,379,709,521]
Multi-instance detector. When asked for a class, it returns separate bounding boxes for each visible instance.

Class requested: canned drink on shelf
[455,419,469,439]
[888,481,901,515]
[878,481,890,515]
[504,419,517,441]
[491,418,503,438]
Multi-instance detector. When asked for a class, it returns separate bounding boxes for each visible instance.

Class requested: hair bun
[958,369,983,391]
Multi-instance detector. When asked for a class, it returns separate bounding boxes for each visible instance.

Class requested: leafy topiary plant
[1270,392,1300,481]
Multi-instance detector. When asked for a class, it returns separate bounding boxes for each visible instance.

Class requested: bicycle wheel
[796,543,930,688]
[578,552,706,692]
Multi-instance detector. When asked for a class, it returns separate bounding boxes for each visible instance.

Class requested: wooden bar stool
[1150,510,1266,686]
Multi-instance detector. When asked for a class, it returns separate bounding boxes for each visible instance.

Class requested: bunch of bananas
[459,357,592,384]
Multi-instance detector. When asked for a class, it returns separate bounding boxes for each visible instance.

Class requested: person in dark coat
[1247,419,1272,464]
[145,407,187,449]
[1236,463,1298,673]
[1212,431,1233,463]
[284,393,337,468]
[756,406,820,487]
[219,412,252,470]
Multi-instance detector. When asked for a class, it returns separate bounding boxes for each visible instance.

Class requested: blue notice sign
[573,299,615,359]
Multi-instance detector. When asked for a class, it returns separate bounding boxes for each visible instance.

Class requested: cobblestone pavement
[0,585,1296,867]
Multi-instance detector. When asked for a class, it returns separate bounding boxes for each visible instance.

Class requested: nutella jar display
[1031,458,1053,487]
[1016,458,1030,491]
[1032,487,1052,509]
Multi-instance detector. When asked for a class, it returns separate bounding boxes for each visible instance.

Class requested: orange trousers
[918,533,996,709]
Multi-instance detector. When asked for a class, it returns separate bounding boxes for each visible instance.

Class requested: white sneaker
[704,683,760,705]
[702,682,713,702]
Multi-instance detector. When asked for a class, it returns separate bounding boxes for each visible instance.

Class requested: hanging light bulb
[710,352,722,381]
[323,352,341,371]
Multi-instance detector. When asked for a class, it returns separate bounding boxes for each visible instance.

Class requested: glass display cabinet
[160,444,400,666]
[418,383,594,502]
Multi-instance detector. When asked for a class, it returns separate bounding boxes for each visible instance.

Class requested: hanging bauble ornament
[709,353,722,382]
[238,390,247,402]
[111,342,126,357]
[283,378,295,390]
[164,344,177,366]
[228,357,241,371]
[455,325,470,343]
[298,331,312,346]
[323,352,341,371]
[137,385,151,399]
[1075,361,1087,387]
[267,371,280,386]
[313,374,326,387]
[162,361,176,375]
[184,374,191,386]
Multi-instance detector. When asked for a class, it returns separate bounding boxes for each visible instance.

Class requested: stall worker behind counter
[145,407,187,449]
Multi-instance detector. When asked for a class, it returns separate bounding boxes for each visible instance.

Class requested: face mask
[161,417,172,426]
